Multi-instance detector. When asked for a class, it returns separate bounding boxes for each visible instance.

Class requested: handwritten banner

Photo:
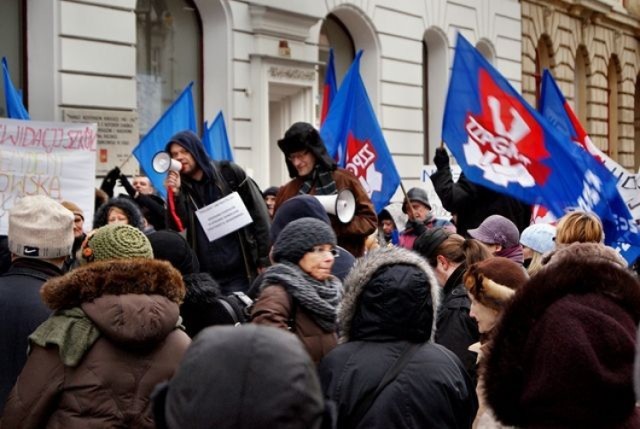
[0,118,97,235]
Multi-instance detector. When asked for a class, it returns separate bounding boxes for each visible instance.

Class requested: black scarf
[299,165,337,196]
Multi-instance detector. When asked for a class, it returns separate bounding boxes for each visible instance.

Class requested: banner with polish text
[0,118,97,234]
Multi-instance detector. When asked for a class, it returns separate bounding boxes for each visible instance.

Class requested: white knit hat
[8,195,74,259]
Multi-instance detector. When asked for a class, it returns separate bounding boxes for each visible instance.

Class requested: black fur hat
[277,122,337,178]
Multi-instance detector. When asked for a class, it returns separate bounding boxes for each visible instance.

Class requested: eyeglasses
[287,150,310,162]
[309,246,339,257]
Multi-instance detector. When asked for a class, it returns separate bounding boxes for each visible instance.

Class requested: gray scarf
[260,262,341,332]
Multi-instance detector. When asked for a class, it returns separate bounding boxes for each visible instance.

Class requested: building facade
[522,0,640,170]
[1,0,526,194]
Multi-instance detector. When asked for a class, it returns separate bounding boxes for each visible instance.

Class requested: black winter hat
[269,195,331,244]
[403,187,432,212]
[147,230,200,276]
[262,186,279,198]
[277,122,337,178]
[272,218,336,264]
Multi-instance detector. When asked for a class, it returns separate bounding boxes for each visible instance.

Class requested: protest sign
[195,191,253,242]
[0,118,97,234]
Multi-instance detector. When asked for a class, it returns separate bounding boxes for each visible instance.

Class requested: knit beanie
[520,223,556,254]
[148,230,199,275]
[60,200,84,221]
[270,195,331,244]
[8,195,74,259]
[81,224,153,263]
[468,214,519,248]
[272,218,336,264]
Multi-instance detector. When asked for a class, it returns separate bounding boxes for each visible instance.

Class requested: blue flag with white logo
[2,57,30,120]
[203,111,234,161]
[539,70,640,263]
[442,34,640,263]
[132,82,196,198]
[320,50,400,213]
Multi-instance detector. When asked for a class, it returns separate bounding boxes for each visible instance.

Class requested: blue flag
[2,57,30,120]
[132,82,196,198]
[539,70,640,263]
[202,111,234,161]
[442,34,640,262]
[320,48,338,125]
[321,50,400,213]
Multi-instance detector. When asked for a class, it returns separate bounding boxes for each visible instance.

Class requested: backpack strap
[287,296,298,332]
[347,342,421,427]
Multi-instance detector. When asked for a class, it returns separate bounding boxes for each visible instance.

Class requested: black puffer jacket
[318,247,477,429]
[431,167,531,236]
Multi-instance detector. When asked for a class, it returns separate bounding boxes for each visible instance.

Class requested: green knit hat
[81,224,153,263]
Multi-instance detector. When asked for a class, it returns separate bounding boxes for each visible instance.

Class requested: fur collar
[483,251,640,426]
[339,246,439,342]
[41,258,185,310]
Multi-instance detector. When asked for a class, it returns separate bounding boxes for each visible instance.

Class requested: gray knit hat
[8,195,74,259]
[81,224,153,263]
[272,218,336,264]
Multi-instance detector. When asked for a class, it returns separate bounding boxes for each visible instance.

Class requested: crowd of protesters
[1,121,640,428]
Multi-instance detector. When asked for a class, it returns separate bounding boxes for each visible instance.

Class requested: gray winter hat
[8,195,74,259]
[272,217,337,264]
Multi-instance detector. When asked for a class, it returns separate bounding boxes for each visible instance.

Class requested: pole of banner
[399,182,417,221]
[118,153,133,171]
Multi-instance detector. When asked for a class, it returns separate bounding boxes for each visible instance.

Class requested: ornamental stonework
[268,66,315,81]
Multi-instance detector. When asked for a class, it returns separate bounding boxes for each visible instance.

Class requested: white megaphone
[315,189,356,223]
[151,151,182,174]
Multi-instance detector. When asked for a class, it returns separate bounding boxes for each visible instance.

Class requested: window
[135,0,202,134]
[0,0,26,117]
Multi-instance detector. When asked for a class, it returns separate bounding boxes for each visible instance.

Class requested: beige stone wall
[522,0,640,170]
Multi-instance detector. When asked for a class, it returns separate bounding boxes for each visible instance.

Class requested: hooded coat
[165,131,270,292]
[153,325,326,429]
[318,247,477,428]
[484,243,640,428]
[1,259,191,429]
[93,196,146,231]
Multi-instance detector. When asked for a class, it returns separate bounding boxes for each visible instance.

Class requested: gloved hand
[119,174,136,197]
[434,147,450,170]
[405,219,426,236]
[100,167,121,197]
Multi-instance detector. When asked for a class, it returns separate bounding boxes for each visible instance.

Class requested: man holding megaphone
[163,130,271,295]
[275,122,377,257]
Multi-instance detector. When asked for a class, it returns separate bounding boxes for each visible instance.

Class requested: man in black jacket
[430,147,531,236]
[0,195,74,413]
[164,130,270,294]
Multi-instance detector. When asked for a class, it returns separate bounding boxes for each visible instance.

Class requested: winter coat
[1,259,191,429]
[436,264,480,381]
[0,259,63,413]
[166,133,270,292]
[319,247,478,428]
[398,214,456,250]
[275,168,377,257]
[251,285,337,363]
[431,167,531,236]
[180,272,223,338]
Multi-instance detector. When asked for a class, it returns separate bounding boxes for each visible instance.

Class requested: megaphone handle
[167,188,185,232]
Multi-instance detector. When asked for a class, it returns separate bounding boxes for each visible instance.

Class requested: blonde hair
[526,251,545,276]
[555,211,603,245]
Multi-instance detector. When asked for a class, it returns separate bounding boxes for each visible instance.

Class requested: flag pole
[399,182,417,220]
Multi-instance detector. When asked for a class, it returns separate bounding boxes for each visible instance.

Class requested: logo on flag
[344,133,383,195]
[464,70,549,187]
